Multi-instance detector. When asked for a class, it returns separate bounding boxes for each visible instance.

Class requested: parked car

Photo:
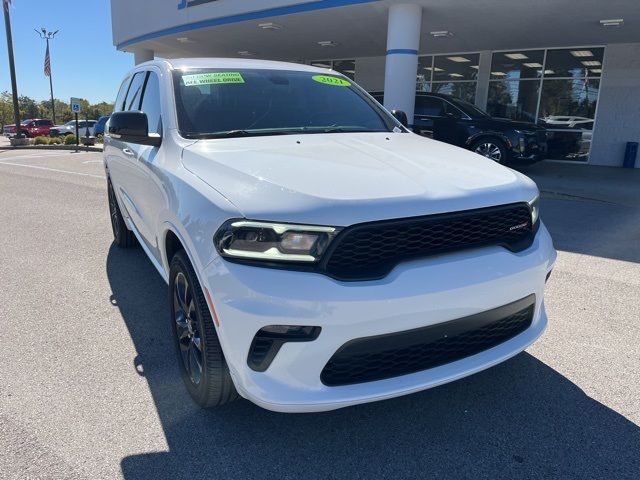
[540,115,593,130]
[371,92,547,164]
[4,118,53,137]
[50,119,97,137]
[94,115,110,136]
[105,59,555,413]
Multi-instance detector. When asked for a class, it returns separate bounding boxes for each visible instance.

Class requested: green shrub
[48,136,62,145]
[95,133,104,144]
[34,136,49,145]
[64,134,77,145]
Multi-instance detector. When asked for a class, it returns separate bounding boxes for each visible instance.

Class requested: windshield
[64,121,76,126]
[173,69,397,138]
[449,97,490,118]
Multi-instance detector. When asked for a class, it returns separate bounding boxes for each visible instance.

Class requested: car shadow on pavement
[538,197,640,264]
[106,244,640,480]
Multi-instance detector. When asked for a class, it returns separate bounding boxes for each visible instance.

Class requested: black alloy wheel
[169,250,238,408]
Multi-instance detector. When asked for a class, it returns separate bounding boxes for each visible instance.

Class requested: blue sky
[0,0,133,103]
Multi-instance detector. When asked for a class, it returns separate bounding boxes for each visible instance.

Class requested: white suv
[104,58,556,413]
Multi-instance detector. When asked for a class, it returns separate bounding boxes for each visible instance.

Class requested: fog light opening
[247,325,321,372]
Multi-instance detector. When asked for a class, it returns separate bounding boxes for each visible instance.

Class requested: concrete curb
[0,144,103,153]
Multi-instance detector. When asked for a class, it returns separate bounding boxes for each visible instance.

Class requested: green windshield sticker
[312,75,351,87]
[182,72,245,86]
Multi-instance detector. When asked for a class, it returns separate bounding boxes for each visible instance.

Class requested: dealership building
[110,0,640,167]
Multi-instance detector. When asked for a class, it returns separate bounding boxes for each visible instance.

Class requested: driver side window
[415,97,446,117]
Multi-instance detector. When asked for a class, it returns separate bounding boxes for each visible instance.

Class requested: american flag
[44,43,51,77]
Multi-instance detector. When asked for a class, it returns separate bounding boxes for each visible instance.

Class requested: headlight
[528,194,540,225]
[214,220,339,262]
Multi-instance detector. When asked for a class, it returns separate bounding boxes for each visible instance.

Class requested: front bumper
[508,134,547,164]
[203,223,556,412]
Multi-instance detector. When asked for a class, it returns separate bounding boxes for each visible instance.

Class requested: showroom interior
[110,0,640,167]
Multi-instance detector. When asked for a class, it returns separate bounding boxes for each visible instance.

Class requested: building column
[475,50,492,111]
[589,42,640,167]
[133,48,154,65]
[383,4,422,124]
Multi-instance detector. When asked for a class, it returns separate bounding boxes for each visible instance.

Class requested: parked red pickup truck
[3,119,54,137]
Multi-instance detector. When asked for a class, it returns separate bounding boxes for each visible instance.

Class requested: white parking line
[0,161,105,179]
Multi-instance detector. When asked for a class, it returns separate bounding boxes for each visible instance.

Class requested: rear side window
[140,72,162,135]
[124,72,147,111]
[415,97,445,116]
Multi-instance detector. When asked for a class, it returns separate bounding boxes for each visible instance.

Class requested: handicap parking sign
[70,97,82,113]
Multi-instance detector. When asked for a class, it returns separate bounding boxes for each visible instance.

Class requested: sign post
[70,97,81,148]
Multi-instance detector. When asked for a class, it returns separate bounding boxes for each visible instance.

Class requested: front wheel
[471,138,507,163]
[169,250,238,408]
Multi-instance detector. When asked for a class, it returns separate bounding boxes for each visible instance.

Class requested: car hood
[181,132,538,226]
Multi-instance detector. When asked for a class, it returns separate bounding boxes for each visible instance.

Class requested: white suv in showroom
[104,58,556,413]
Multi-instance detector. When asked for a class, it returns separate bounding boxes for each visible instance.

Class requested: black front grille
[321,295,535,386]
[322,203,534,281]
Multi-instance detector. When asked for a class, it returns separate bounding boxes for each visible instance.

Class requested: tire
[107,178,137,248]
[169,250,238,408]
[471,137,508,163]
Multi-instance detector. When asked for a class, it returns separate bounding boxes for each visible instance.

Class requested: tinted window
[140,72,162,135]
[446,97,489,118]
[487,80,540,122]
[415,96,445,116]
[173,69,394,137]
[114,77,131,112]
[124,72,147,111]
[544,48,604,78]
[491,50,544,80]
[36,120,52,126]
[433,53,479,81]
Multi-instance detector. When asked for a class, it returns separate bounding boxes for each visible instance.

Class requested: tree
[0,93,113,127]
[0,91,13,127]
[18,95,39,119]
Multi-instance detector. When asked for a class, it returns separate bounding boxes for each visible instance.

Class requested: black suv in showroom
[371,92,547,164]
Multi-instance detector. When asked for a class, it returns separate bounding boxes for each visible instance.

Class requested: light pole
[3,0,23,139]
[35,28,58,124]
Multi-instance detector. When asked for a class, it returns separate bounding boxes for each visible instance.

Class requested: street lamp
[35,27,58,124]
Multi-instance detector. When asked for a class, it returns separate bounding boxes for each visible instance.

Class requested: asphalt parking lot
[0,149,638,480]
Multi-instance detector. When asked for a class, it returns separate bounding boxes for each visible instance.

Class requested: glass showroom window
[488,47,604,161]
[538,48,603,161]
[310,59,355,80]
[487,49,544,123]
[417,53,479,103]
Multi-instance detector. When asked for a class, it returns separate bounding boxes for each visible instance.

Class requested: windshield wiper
[193,129,293,139]
[187,126,387,139]
[295,126,387,134]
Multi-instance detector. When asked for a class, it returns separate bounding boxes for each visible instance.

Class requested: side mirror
[391,109,409,127]
[108,111,161,147]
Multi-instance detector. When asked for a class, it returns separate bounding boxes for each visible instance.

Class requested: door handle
[122,148,135,157]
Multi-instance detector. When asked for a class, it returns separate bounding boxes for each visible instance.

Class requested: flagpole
[46,37,55,124]
[36,28,58,124]
[3,0,23,139]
